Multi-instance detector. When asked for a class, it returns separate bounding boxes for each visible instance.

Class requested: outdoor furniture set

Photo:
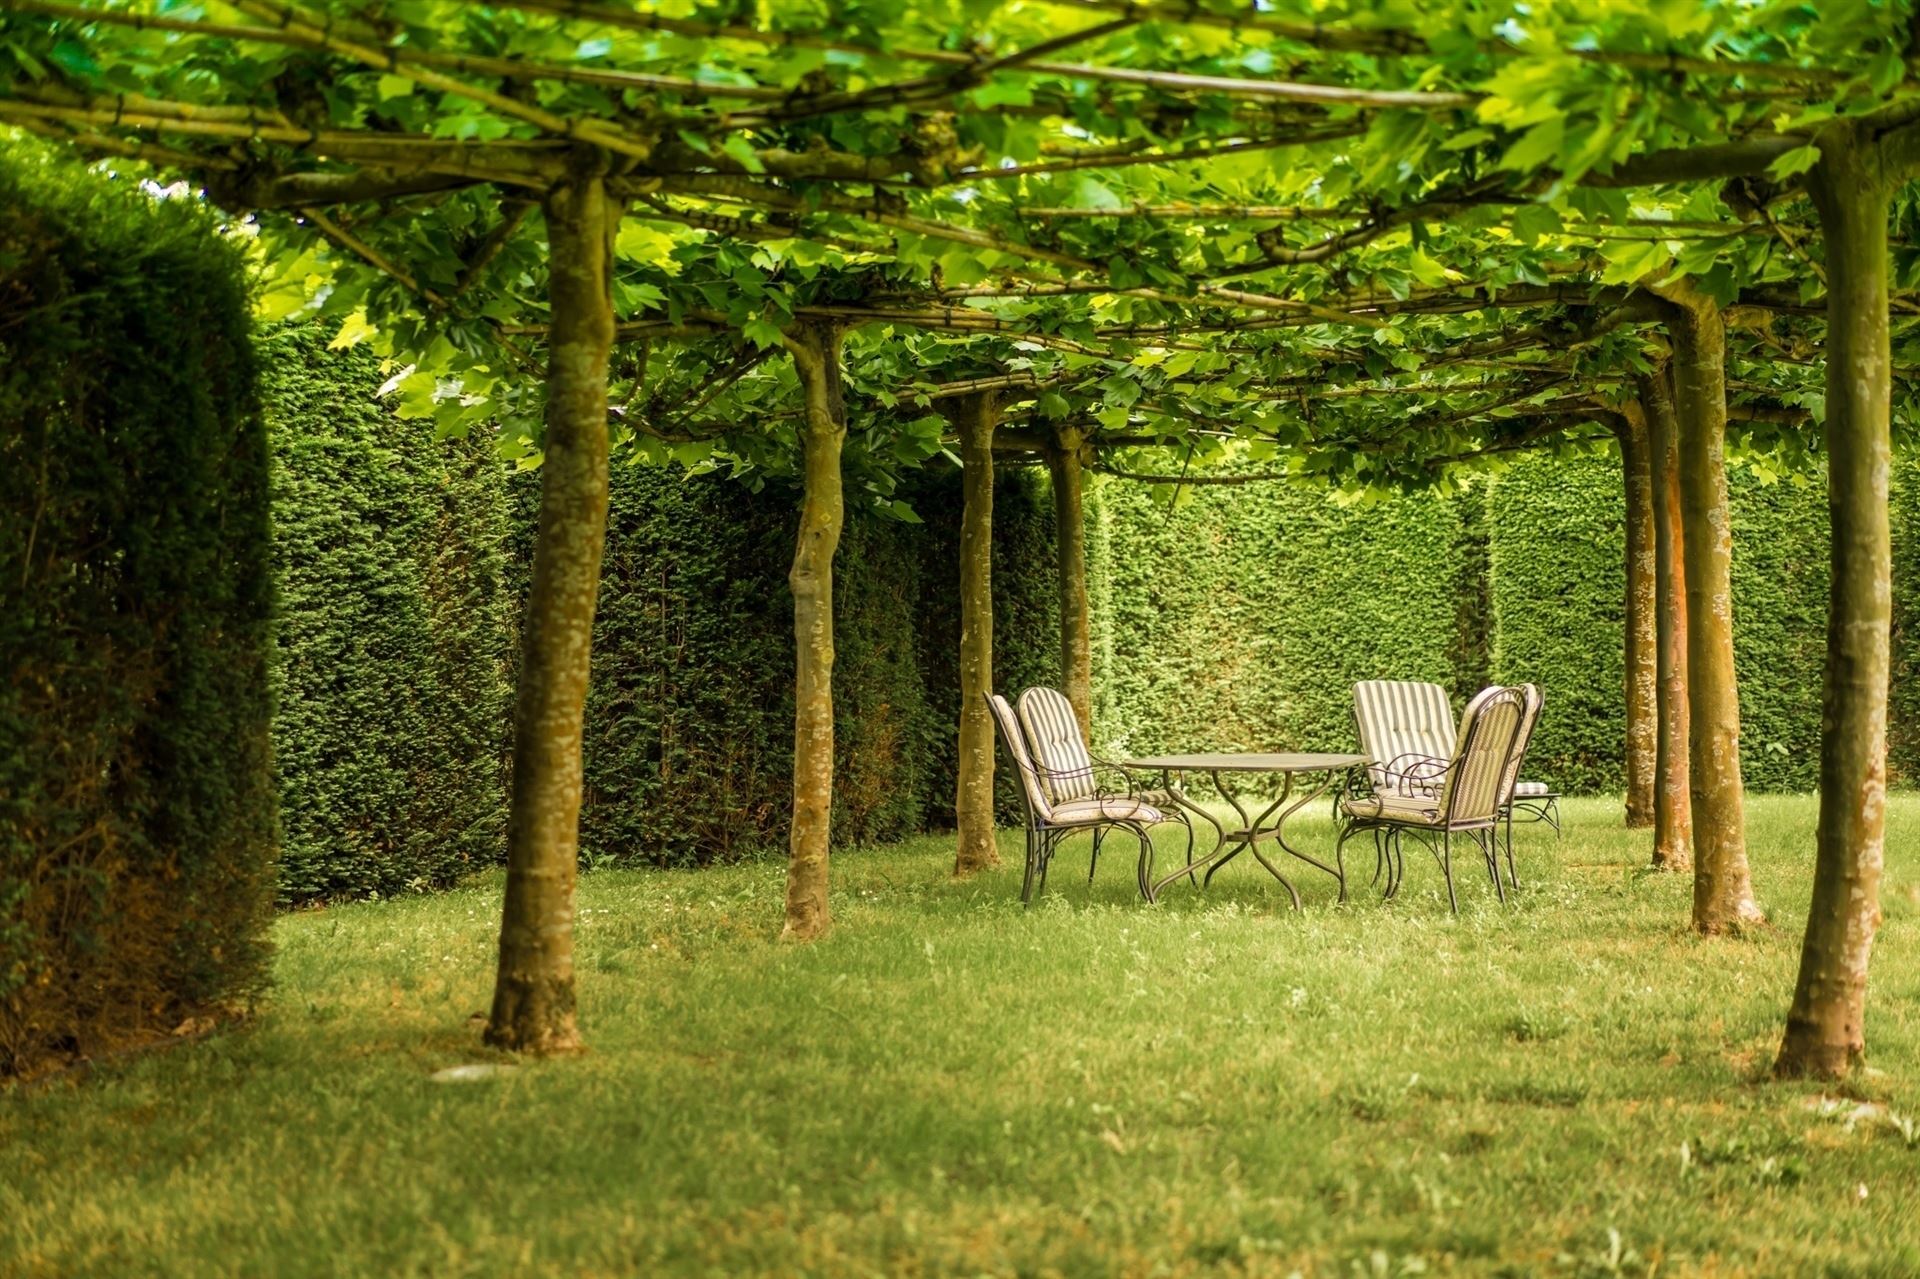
[987,679,1559,913]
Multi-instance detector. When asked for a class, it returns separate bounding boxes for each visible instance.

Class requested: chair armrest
[1379,751,1455,797]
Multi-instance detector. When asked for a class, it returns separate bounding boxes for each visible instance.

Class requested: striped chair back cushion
[1353,680,1456,790]
[1443,685,1527,824]
[1496,683,1544,806]
[986,694,1052,823]
[1015,686,1098,805]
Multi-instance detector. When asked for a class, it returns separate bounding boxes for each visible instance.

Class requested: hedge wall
[0,151,276,1076]
[1486,455,1633,793]
[1489,453,1920,793]
[265,328,512,902]
[1097,474,1471,759]
[912,468,1065,826]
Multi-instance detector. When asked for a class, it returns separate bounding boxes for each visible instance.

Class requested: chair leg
[1182,815,1197,887]
[1089,828,1104,883]
[1482,830,1506,904]
[1020,829,1039,905]
[1370,827,1386,887]
[1036,832,1056,899]
[1504,809,1520,889]
[1134,825,1155,903]
[1441,831,1459,914]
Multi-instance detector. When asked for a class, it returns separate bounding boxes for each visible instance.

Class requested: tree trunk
[1619,408,1658,828]
[1778,129,1892,1078]
[781,322,847,942]
[1641,371,1694,871]
[486,171,615,1055]
[1049,426,1093,739]
[951,391,1000,876]
[1652,279,1763,933]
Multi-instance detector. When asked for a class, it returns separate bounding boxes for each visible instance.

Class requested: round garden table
[1121,752,1369,908]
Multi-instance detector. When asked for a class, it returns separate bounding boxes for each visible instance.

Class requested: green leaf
[1766,144,1822,181]
[377,73,415,100]
[741,315,785,349]
[720,135,767,174]
[1067,174,1123,210]
[47,37,98,79]
[1497,118,1566,174]
[968,81,1034,108]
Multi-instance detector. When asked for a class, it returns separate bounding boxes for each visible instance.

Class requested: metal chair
[1337,685,1530,912]
[1014,686,1194,887]
[1352,679,1560,833]
[985,693,1168,904]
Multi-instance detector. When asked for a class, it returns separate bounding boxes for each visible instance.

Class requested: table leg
[1259,768,1350,902]
[1146,782,1229,902]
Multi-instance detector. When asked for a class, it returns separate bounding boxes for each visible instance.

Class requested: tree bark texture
[486,170,615,1055]
[1641,372,1694,872]
[1049,426,1094,740]
[1619,408,1658,828]
[951,391,1000,877]
[1652,280,1763,933]
[781,322,848,942]
[1778,128,1892,1079]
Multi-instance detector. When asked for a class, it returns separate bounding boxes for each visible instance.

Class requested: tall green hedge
[1097,475,1470,759]
[912,468,1065,825]
[0,150,276,1076]
[265,328,512,902]
[513,463,1069,865]
[1489,453,1920,793]
[1486,454,1632,793]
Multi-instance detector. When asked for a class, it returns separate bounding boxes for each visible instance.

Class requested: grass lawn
[4,796,1919,1277]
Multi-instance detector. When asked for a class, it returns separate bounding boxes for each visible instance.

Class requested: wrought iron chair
[1013,685,1194,886]
[1337,684,1530,912]
[1352,679,1561,834]
[1494,683,1546,889]
[985,694,1167,904]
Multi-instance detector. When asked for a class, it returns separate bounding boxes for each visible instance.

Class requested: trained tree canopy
[5,0,1917,1077]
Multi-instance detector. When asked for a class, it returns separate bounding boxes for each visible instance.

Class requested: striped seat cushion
[1343,792,1443,825]
[1514,780,1554,798]
[1053,797,1163,825]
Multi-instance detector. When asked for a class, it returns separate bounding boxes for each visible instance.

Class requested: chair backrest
[1495,683,1544,806]
[986,693,1052,825]
[1015,686,1097,805]
[1353,680,1456,789]
[1440,685,1528,825]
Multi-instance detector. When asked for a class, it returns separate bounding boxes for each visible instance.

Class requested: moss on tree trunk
[1778,127,1893,1079]
[486,170,615,1055]
[1619,408,1658,829]
[1640,372,1693,872]
[1652,280,1762,933]
[781,322,847,941]
[951,391,1000,877]
[1049,426,1093,739]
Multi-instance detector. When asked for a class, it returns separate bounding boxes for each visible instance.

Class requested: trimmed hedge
[1489,453,1920,793]
[515,464,1068,865]
[0,151,276,1075]
[912,468,1065,826]
[1098,475,1470,759]
[265,328,512,902]
[1486,455,1632,794]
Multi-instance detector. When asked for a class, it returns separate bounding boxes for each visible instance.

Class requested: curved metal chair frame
[1337,685,1530,913]
[986,693,1192,904]
[1013,686,1196,891]
[1349,679,1561,839]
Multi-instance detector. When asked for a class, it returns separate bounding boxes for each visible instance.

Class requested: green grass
[5,796,1919,1278]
